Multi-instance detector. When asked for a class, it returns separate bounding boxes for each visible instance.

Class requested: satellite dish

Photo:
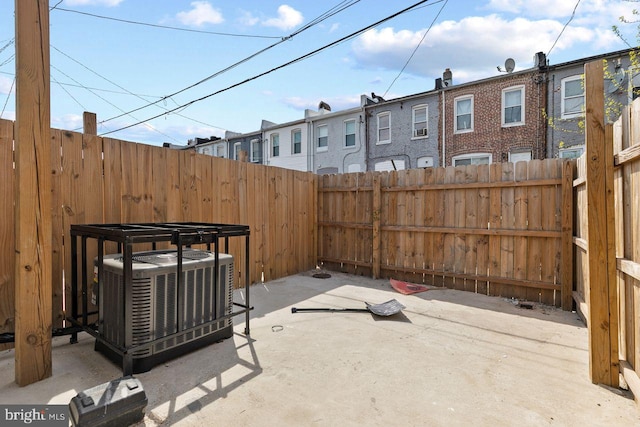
[505,58,515,73]
[606,67,626,94]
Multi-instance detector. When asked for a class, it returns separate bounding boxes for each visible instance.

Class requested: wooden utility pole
[14,0,52,386]
[584,60,619,386]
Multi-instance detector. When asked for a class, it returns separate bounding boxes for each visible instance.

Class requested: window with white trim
[412,105,428,138]
[251,139,262,163]
[454,95,473,133]
[561,75,584,119]
[292,129,302,154]
[215,144,225,158]
[377,112,390,144]
[344,119,356,147]
[234,142,242,160]
[374,159,405,171]
[271,133,279,157]
[502,86,524,126]
[452,153,491,166]
[509,150,531,164]
[559,145,584,159]
[317,125,328,151]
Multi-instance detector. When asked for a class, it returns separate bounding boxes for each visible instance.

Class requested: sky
[0,0,638,146]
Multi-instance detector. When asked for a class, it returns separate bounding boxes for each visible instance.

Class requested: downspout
[441,90,446,167]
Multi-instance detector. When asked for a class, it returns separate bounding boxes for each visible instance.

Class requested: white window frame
[452,152,492,166]
[412,104,428,138]
[250,139,262,163]
[561,75,584,119]
[215,143,225,158]
[454,95,473,133]
[377,112,391,144]
[233,142,242,160]
[502,85,525,127]
[271,133,279,157]
[317,124,328,152]
[508,150,532,164]
[344,119,356,147]
[292,129,302,154]
[417,156,434,168]
[559,145,584,159]
[374,159,405,171]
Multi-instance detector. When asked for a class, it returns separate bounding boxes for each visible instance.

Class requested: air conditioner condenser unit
[95,249,234,373]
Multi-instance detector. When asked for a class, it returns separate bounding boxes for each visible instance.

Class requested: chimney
[443,68,452,87]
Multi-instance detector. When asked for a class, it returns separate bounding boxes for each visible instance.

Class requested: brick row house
[183,48,636,174]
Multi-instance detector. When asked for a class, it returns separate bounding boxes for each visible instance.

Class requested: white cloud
[63,0,123,6]
[350,13,613,83]
[238,10,260,27]
[262,5,303,31]
[281,95,361,112]
[0,76,14,95]
[176,1,224,27]
[329,23,340,33]
[52,113,83,132]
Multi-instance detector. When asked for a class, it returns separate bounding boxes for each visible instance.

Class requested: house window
[374,159,405,171]
[377,112,390,144]
[215,144,225,158]
[502,86,524,126]
[271,134,279,157]
[317,125,328,151]
[561,75,584,118]
[344,120,356,147]
[291,129,302,154]
[234,142,242,160]
[509,150,531,164]
[251,139,262,163]
[453,153,491,166]
[202,147,210,155]
[412,105,428,138]
[417,156,434,168]
[454,96,473,133]
[559,145,584,159]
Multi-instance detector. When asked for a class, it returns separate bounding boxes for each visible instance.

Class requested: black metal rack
[67,222,252,376]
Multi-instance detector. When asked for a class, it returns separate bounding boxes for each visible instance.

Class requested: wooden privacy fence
[318,158,573,308]
[0,118,317,338]
[573,61,640,393]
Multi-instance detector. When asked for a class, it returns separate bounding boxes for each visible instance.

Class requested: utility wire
[52,7,283,39]
[0,77,14,119]
[100,0,433,137]
[547,0,582,59]
[99,0,362,125]
[383,0,448,98]
[51,64,182,143]
[51,45,225,131]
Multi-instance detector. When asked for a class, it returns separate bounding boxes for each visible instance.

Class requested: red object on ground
[389,278,433,295]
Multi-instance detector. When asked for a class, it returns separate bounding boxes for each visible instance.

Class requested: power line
[547,0,582,59]
[100,0,433,137]
[99,0,362,126]
[383,0,448,97]
[52,7,283,39]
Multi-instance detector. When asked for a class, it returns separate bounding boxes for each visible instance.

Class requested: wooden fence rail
[0,118,317,344]
[318,158,573,308]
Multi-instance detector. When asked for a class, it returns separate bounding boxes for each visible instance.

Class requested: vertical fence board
[513,161,528,301]
[50,129,63,328]
[0,120,14,349]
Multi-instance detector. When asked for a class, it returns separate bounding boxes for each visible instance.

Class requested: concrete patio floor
[1,270,638,426]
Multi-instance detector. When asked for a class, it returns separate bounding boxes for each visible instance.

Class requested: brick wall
[443,71,547,165]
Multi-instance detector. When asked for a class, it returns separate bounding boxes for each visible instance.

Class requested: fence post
[561,160,574,310]
[83,112,97,136]
[14,0,52,386]
[584,60,619,386]
[372,174,381,279]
